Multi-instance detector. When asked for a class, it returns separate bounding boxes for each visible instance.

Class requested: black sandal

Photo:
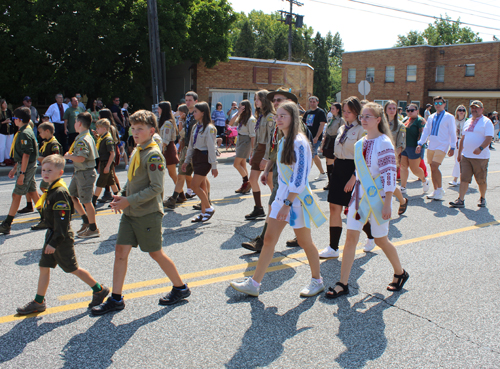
[325,282,349,299]
[387,269,409,291]
[398,198,408,215]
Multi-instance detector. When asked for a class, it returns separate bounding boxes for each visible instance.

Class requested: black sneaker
[88,285,110,308]
[17,206,34,214]
[98,192,113,203]
[245,206,266,220]
[91,297,125,316]
[0,222,11,235]
[241,236,263,252]
[31,220,48,230]
[286,237,300,247]
[323,184,329,191]
[159,286,191,305]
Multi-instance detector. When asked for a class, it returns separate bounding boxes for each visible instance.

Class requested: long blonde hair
[455,105,467,120]
[278,101,308,165]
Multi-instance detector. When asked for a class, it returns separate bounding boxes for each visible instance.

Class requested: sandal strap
[335,281,348,289]
[393,269,407,278]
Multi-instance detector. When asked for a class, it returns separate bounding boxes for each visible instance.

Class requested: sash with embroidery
[277,139,327,228]
[353,139,388,226]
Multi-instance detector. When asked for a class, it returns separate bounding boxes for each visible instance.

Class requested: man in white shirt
[45,93,69,152]
[450,100,493,208]
[416,96,456,200]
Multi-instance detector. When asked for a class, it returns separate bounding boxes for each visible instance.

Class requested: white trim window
[385,66,395,83]
[366,67,375,82]
[436,65,445,82]
[348,68,356,83]
[407,65,417,82]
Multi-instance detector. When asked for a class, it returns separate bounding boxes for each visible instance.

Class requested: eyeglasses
[273,98,284,103]
[406,109,416,112]
[457,109,466,112]
[434,101,444,106]
[358,114,374,120]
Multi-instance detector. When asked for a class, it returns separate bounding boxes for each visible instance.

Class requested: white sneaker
[314,172,328,181]
[449,180,459,186]
[400,186,407,194]
[230,277,260,296]
[427,190,436,199]
[363,239,376,252]
[433,188,445,200]
[187,188,195,196]
[319,246,340,259]
[422,179,430,193]
[299,278,325,297]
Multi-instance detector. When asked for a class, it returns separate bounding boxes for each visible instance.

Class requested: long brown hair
[99,108,116,126]
[254,90,274,118]
[194,102,213,132]
[342,96,362,124]
[159,101,178,134]
[279,101,307,165]
[363,102,394,145]
[236,100,252,126]
[384,100,399,132]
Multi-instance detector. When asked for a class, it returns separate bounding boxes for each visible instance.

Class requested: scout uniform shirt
[39,137,62,158]
[334,120,365,160]
[43,182,74,248]
[160,120,177,146]
[97,133,115,163]
[13,124,38,164]
[122,139,165,217]
[254,112,274,160]
[185,123,218,169]
[71,129,98,171]
[389,119,407,150]
[326,116,345,137]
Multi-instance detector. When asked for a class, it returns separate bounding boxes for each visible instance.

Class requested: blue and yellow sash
[277,139,326,228]
[353,139,388,226]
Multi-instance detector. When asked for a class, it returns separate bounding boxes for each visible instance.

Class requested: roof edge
[228,56,314,70]
[343,41,500,55]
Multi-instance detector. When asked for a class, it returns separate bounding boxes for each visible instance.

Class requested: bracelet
[479,146,484,151]
[19,171,26,175]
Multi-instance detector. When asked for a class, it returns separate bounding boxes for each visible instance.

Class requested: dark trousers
[54,123,68,153]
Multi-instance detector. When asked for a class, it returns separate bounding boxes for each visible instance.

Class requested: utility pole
[278,0,304,62]
[147,0,164,107]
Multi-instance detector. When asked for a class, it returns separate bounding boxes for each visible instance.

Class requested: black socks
[253,191,262,208]
[363,223,374,240]
[89,223,97,231]
[243,176,249,183]
[111,293,122,301]
[329,226,342,251]
[4,215,14,225]
[81,214,89,224]
[172,192,180,200]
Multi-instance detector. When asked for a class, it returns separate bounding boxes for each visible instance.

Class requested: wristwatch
[479,146,484,151]
[283,199,293,206]
[19,171,26,175]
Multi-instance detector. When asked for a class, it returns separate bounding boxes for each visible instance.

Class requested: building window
[436,65,445,82]
[385,66,395,83]
[348,69,356,83]
[407,65,417,82]
[397,100,421,117]
[366,67,375,82]
[374,100,390,107]
[465,64,475,77]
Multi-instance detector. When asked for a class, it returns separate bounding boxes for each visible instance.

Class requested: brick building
[341,41,500,115]
[165,57,314,112]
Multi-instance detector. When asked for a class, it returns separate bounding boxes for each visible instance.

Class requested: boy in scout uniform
[63,112,100,238]
[92,118,119,207]
[31,121,63,230]
[0,107,40,235]
[16,155,109,315]
[91,110,190,316]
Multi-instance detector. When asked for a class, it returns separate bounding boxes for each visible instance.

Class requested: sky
[229,0,500,53]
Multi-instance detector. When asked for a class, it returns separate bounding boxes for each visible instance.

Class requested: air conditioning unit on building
[366,77,374,83]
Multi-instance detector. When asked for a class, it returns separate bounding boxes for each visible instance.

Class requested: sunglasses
[12,117,21,120]
[406,109,416,112]
[272,98,284,103]
[434,101,444,106]
[457,109,466,112]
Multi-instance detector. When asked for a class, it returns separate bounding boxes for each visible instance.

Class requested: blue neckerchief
[431,111,445,136]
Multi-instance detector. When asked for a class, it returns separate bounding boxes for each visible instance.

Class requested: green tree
[234,20,255,57]
[395,15,482,47]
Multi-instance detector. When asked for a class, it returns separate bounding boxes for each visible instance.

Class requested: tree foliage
[395,15,482,47]
[229,11,344,106]
[0,0,235,107]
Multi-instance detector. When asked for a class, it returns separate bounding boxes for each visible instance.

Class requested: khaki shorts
[178,146,193,176]
[13,162,37,196]
[69,169,96,204]
[460,156,488,185]
[427,149,446,164]
[39,235,79,273]
[116,212,163,252]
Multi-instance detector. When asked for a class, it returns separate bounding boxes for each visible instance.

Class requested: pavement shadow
[61,303,186,369]
[333,292,405,369]
[0,312,87,364]
[224,297,316,368]
[220,223,259,251]
[15,249,42,266]
[162,211,194,228]
[456,206,497,226]
[93,235,118,255]
[388,216,404,239]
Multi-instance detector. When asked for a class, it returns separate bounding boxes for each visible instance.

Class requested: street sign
[358,80,371,99]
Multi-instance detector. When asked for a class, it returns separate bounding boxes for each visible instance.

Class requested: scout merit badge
[276,139,327,228]
[353,139,388,225]
[128,142,157,180]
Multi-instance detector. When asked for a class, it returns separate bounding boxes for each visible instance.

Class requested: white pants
[346,202,390,238]
[0,134,14,163]
[452,143,460,179]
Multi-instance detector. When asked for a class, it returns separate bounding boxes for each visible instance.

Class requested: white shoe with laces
[433,188,445,200]
[319,246,340,259]
[400,187,407,194]
[449,180,459,186]
[300,279,325,297]
[230,277,260,296]
[363,239,376,252]
[422,179,430,193]
[314,172,328,181]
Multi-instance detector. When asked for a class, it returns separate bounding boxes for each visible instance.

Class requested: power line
[347,0,500,31]
[406,0,500,22]
[468,0,500,10]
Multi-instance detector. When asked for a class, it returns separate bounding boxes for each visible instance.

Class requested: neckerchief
[39,136,56,154]
[193,123,203,145]
[128,142,157,181]
[96,132,112,151]
[35,178,68,209]
[338,122,355,144]
[68,132,91,154]
[254,115,263,132]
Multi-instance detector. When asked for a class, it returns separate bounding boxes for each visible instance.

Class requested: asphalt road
[0,149,499,368]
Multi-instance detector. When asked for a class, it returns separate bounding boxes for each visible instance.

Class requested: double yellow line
[1,219,498,325]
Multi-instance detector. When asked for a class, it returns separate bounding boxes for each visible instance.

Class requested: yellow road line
[1,218,498,324]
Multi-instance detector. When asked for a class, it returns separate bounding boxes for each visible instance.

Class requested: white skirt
[270,198,307,229]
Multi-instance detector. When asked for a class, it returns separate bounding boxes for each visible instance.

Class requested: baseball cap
[23,96,31,101]
[470,100,483,108]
